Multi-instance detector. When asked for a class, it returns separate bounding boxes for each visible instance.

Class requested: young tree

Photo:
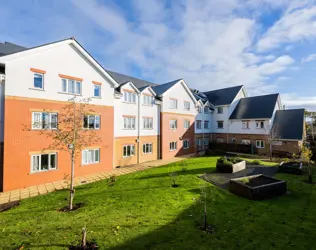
[301,145,313,184]
[28,97,102,210]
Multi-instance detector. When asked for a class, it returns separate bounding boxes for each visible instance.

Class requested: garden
[0,156,316,250]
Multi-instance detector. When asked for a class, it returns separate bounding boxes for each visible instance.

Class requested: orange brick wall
[2,97,114,191]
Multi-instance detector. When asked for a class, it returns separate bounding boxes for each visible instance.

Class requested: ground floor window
[31,153,57,173]
[216,137,224,143]
[241,139,251,145]
[123,145,135,157]
[170,141,177,151]
[204,138,209,146]
[143,143,152,154]
[82,148,100,165]
[256,140,265,148]
[183,140,190,149]
[196,138,202,147]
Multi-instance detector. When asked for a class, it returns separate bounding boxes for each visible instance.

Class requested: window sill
[183,147,190,150]
[169,128,177,130]
[123,155,135,158]
[143,128,154,130]
[142,104,153,107]
[82,128,100,130]
[81,162,100,166]
[122,101,136,104]
[31,128,57,131]
[169,149,177,151]
[143,152,152,155]
[58,92,82,96]
[29,169,58,174]
[123,128,136,130]
[217,128,224,129]
[29,87,45,91]
[91,96,101,99]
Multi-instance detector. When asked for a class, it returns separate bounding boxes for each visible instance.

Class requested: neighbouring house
[0,38,307,191]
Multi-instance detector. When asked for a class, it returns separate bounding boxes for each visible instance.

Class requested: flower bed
[216,157,246,173]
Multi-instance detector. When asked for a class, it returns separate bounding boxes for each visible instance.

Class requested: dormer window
[204,106,209,113]
[256,120,264,129]
[143,95,153,106]
[170,98,178,109]
[184,101,190,111]
[123,91,136,103]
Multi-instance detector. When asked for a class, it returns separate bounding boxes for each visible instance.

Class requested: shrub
[107,175,116,186]
[252,160,261,165]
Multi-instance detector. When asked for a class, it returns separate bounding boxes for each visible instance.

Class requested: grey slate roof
[272,109,305,140]
[106,70,158,90]
[0,42,27,56]
[151,79,182,96]
[229,93,279,120]
[203,85,243,106]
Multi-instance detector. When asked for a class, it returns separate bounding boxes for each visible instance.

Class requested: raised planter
[216,160,246,173]
[229,174,287,200]
[279,161,303,175]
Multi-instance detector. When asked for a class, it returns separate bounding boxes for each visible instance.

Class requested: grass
[0,156,316,250]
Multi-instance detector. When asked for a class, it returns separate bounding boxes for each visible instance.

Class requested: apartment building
[0,38,306,191]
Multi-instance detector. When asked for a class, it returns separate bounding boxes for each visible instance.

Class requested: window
[216,138,224,143]
[184,101,190,111]
[123,91,136,103]
[196,138,202,147]
[242,120,249,129]
[61,78,81,95]
[123,145,135,157]
[82,149,100,165]
[256,120,264,129]
[217,107,223,113]
[198,106,202,113]
[94,84,101,97]
[170,120,177,129]
[204,121,209,129]
[143,95,153,106]
[256,140,265,148]
[184,119,190,129]
[34,73,44,89]
[170,141,177,151]
[31,153,57,173]
[204,138,209,146]
[232,137,236,143]
[242,139,251,145]
[83,115,100,129]
[143,117,153,129]
[143,143,152,154]
[124,117,136,129]
[204,106,209,113]
[217,121,224,129]
[183,140,190,149]
[196,120,202,129]
[170,99,178,109]
[32,112,57,130]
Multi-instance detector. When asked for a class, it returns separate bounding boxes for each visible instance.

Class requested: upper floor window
[170,120,177,129]
[31,153,57,173]
[183,140,190,149]
[184,101,190,111]
[217,121,224,129]
[204,121,209,129]
[123,145,135,157]
[170,99,178,109]
[83,115,100,130]
[198,106,202,113]
[143,143,152,154]
[124,117,135,129]
[256,120,264,129]
[62,78,81,95]
[143,95,153,106]
[124,91,136,103]
[34,73,44,90]
[242,120,249,129]
[196,120,202,129]
[217,107,223,114]
[143,117,153,129]
[204,106,209,113]
[184,119,190,129]
[82,148,100,165]
[32,112,57,130]
[94,84,101,97]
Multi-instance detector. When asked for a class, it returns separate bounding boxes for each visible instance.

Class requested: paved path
[0,156,190,205]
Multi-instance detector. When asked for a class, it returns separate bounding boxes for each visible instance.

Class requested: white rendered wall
[0,80,4,142]
[228,119,270,135]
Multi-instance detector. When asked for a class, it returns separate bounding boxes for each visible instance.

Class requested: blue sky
[1,0,316,110]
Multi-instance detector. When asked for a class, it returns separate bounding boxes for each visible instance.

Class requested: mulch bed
[58,203,84,212]
[0,201,20,212]
[69,241,98,249]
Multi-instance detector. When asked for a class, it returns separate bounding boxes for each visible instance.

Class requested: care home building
[0,38,306,191]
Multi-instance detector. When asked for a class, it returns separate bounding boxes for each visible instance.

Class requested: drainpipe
[202,106,205,151]
[157,103,161,159]
[137,92,141,164]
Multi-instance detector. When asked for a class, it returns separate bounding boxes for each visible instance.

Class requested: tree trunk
[308,164,313,184]
[81,227,87,248]
[69,150,75,210]
[269,142,273,160]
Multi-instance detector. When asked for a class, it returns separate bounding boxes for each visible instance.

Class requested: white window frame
[204,120,209,129]
[204,106,209,113]
[143,95,153,106]
[169,99,178,109]
[143,117,153,129]
[184,101,190,111]
[83,115,100,130]
[183,140,190,149]
[216,138,224,143]
[217,107,223,114]
[169,141,177,151]
[242,120,249,129]
[31,153,57,173]
[217,121,224,129]
[123,91,136,104]
[196,120,202,129]
[198,106,202,113]
[169,120,177,129]
[82,148,100,165]
[93,84,101,98]
[184,119,190,129]
[242,139,251,145]
[143,143,152,154]
[124,117,136,129]
[196,138,202,147]
[123,144,135,157]
[32,112,58,130]
[61,78,81,95]
[33,73,44,90]
[256,140,265,148]
[256,120,265,129]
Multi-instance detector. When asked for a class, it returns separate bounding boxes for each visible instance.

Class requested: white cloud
[302,53,316,63]
[282,93,316,110]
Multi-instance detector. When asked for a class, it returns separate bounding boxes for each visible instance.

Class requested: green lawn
[1,156,316,250]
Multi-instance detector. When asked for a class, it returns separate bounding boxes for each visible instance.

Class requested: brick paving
[0,156,190,205]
